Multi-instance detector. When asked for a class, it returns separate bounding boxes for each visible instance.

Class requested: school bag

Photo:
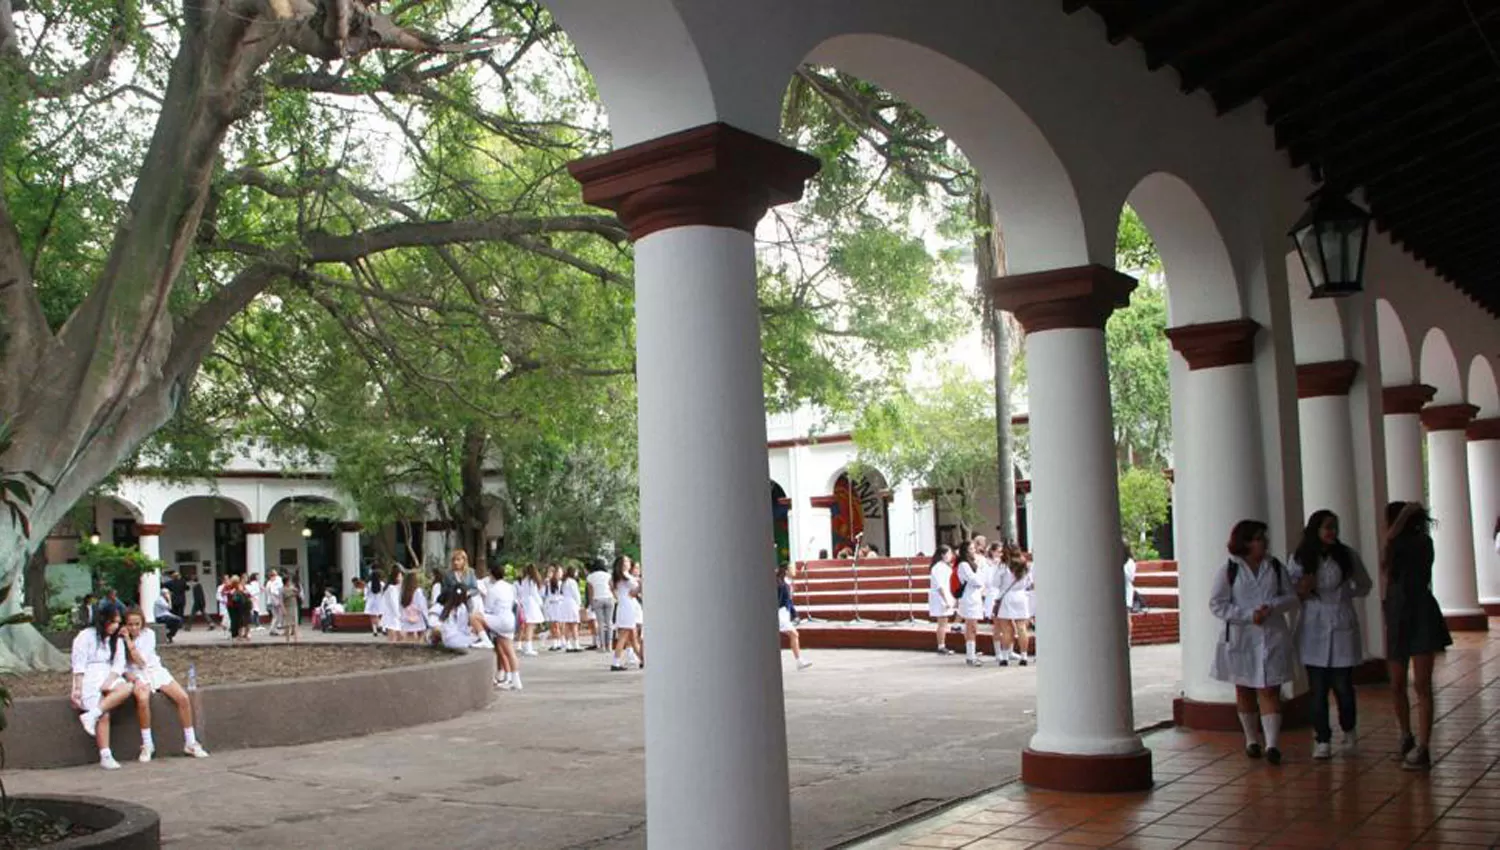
[950,566,965,600]
[1222,557,1285,641]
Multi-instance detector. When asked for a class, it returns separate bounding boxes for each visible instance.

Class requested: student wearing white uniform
[381,573,403,642]
[122,609,210,762]
[436,586,490,650]
[560,567,583,652]
[69,610,134,769]
[926,545,956,655]
[517,564,545,656]
[989,544,1034,666]
[628,562,646,667]
[543,566,565,651]
[954,541,988,666]
[609,557,643,671]
[397,570,429,644]
[776,565,813,670]
[366,571,388,636]
[1286,510,1373,760]
[585,560,616,651]
[1210,519,1300,765]
[477,563,523,690]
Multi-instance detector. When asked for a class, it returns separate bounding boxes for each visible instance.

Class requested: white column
[339,523,362,598]
[1166,321,1267,720]
[423,523,448,567]
[245,525,268,576]
[138,529,162,623]
[1423,405,1485,627]
[1383,385,1433,503]
[992,265,1147,792]
[569,123,818,849]
[1469,422,1500,613]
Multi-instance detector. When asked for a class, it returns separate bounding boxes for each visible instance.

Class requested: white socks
[1261,713,1282,750]
[100,747,113,761]
[626,648,639,666]
[510,671,522,688]
[1238,712,1260,746]
[184,727,197,747]
[612,652,623,667]
[140,729,154,748]
[965,640,977,660]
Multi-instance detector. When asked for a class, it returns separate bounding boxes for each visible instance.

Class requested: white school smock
[1123,559,1137,608]
[479,578,518,637]
[518,579,545,624]
[957,561,988,620]
[1209,556,1299,689]
[1287,550,1372,669]
[613,579,640,629]
[438,608,479,650]
[126,628,175,691]
[71,630,126,713]
[989,567,1032,621]
[399,587,430,633]
[560,580,582,623]
[927,562,955,617]
[380,584,403,632]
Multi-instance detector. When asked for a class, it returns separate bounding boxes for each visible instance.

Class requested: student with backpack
[926,546,956,655]
[1209,519,1299,765]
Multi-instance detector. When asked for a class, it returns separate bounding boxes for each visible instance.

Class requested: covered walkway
[855,630,1500,850]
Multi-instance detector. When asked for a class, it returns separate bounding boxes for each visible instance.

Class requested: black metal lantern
[1289,188,1371,299]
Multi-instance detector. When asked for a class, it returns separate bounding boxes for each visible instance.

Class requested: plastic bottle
[187,663,198,692]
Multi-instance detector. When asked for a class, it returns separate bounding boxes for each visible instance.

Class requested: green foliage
[1116,206,1163,276]
[1118,467,1170,560]
[1106,280,1171,469]
[345,592,366,614]
[853,366,996,534]
[77,542,162,606]
[46,611,71,633]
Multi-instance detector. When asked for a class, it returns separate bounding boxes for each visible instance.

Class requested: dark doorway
[214,519,246,576]
[305,519,339,604]
[112,519,139,551]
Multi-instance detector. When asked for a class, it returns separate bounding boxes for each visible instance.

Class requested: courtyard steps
[783,610,1179,652]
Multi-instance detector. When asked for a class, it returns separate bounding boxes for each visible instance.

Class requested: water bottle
[187,663,198,692]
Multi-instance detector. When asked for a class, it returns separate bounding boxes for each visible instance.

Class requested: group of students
[213,570,302,642]
[69,606,211,769]
[1209,502,1451,771]
[926,536,1036,667]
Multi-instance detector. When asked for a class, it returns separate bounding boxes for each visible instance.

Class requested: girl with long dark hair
[398,568,429,644]
[1383,501,1451,770]
[436,585,488,650]
[1209,519,1298,765]
[1287,510,1372,759]
[517,564,545,656]
[926,545,956,655]
[69,608,133,769]
[954,540,987,666]
[367,570,386,636]
[989,542,1033,667]
[609,556,642,671]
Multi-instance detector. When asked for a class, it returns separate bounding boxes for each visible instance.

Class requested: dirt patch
[3,644,449,699]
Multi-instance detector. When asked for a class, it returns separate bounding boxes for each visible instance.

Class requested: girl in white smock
[1210,519,1300,765]
[609,557,643,671]
[543,567,565,651]
[954,541,988,666]
[1286,509,1372,759]
[436,586,488,650]
[380,573,403,640]
[989,545,1033,666]
[478,564,522,690]
[516,564,545,656]
[397,570,429,643]
[927,546,956,655]
[70,612,133,769]
[559,567,583,652]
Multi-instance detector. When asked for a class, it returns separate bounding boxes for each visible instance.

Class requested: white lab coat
[1286,550,1372,669]
[956,561,988,620]
[927,562,955,617]
[1123,559,1137,608]
[1209,556,1299,688]
[989,566,1033,621]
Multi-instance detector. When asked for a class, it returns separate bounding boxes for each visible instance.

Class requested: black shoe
[1246,743,1263,759]
[998,659,1009,667]
[1397,734,1416,761]
[1266,747,1282,766]
[1018,658,1028,667]
[936,647,953,655]
[1401,746,1432,771]
[610,665,625,672]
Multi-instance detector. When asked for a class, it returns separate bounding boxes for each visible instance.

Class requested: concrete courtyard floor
[9,634,1182,849]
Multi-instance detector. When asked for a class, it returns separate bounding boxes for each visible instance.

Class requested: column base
[1021,747,1152,793]
[1443,612,1490,631]
[1481,600,1500,617]
[1352,659,1389,685]
[1173,693,1311,731]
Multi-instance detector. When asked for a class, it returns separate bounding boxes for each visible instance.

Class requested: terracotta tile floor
[848,629,1499,850]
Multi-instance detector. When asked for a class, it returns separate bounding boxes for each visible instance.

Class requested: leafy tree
[78,541,164,606]
[1106,280,1171,469]
[1118,466,1170,560]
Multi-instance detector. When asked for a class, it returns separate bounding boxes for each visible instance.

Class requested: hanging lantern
[1289,188,1371,299]
[301,526,313,539]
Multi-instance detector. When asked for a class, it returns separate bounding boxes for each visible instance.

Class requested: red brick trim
[1467,417,1500,441]
[1483,602,1500,617]
[1444,613,1489,632]
[1296,360,1360,399]
[337,522,364,533]
[1164,319,1261,370]
[136,524,164,537]
[1421,403,1480,432]
[766,432,852,450]
[1174,692,1311,731]
[1382,384,1436,415]
[1021,748,1152,793]
[243,523,271,534]
[567,122,820,241]
[985,264,1137,334]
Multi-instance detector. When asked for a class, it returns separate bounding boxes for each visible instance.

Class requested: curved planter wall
[14,794,161,849]
[5,648,493,769]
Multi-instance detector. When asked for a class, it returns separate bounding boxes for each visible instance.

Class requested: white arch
[1419,328,1464,404]
[95,494,144,523]
[1376,298,1415,385]
[160,494,249,522]
[1287,252,1347,363]
[1122,172,1242,324]
[1468,357,1500,417]
[827,464,889,495]
[266,494,341,522]
[803,34,1089,274]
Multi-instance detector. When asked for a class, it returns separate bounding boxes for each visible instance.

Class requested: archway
[829,468,890,557]
[770,481,790,566]
[267,496,343,606]
[160,496,250,612]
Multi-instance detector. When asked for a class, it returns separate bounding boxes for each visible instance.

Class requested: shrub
[78,542,164,606]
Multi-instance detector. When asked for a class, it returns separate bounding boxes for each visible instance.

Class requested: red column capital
[244,522,271,534]
[1382,384,1436,415]
[1296,360,1360,399]
[1164,319,1260,370]
[1467,417,1500,441]
[337,521,364,533]
[1421,403,1480,432]
[985,264,1138,334]
[137,523,164,537]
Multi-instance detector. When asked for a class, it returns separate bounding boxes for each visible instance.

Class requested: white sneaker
[496,679,514,690]
[1312,741,1332,760]
[184,742,210,758]
[139,745,155,763]
[99,755,121,770]
[797,660,813,670]
[80,710,100,737]
[1341,731,1358,752]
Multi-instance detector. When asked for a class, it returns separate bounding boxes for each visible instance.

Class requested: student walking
[609,557,643,671]
[777,565,813,670]
[560,567,583,652]
[1210,520,1299,765]
[517,564,545,656]
[1287,510,1373,759]
[927,546,956,655]
[1382,501,1452,770]
[478,563,523,690]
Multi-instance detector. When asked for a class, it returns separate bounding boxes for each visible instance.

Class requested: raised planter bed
[330,612,378,632]
[10,794,160,849]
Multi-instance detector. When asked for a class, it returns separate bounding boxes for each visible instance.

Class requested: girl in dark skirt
[1382,501,1452,771]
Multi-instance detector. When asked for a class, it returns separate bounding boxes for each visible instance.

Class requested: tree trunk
[23,539,48,624]
[973,191,1016,541]
[457,425,489,569]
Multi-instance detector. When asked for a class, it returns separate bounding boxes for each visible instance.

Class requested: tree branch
[303,216,628,263]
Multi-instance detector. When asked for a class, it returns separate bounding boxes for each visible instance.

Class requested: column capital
[244,522,271,534]
[1421,403,1480,432]
[1164,319,1261,370]
[1467,417,1500,441]
[1296,360,1360,399]
[1382,383,1436,415]
[137,523,164,537]
[337,521,364,533]
[567,122,821,241]
[985,264,1137,334]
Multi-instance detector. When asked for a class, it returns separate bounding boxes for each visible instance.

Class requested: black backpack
[1222,557,1285,641]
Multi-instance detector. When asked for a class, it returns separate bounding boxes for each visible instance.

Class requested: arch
[96,495,144,524]
[802,34,1089,273]
[1468,356,1500,417]
[1286,251,1348,364]
[266,494,341,524]
[1375,299,1415,385]
[1122,172,1242,325]
[1419,327,1464,404]
[161,494,249,523]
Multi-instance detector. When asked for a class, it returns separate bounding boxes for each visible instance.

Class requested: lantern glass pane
[1345,218,1366,283]
[1320,224,1346,285]
[1295,224,1326,288]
